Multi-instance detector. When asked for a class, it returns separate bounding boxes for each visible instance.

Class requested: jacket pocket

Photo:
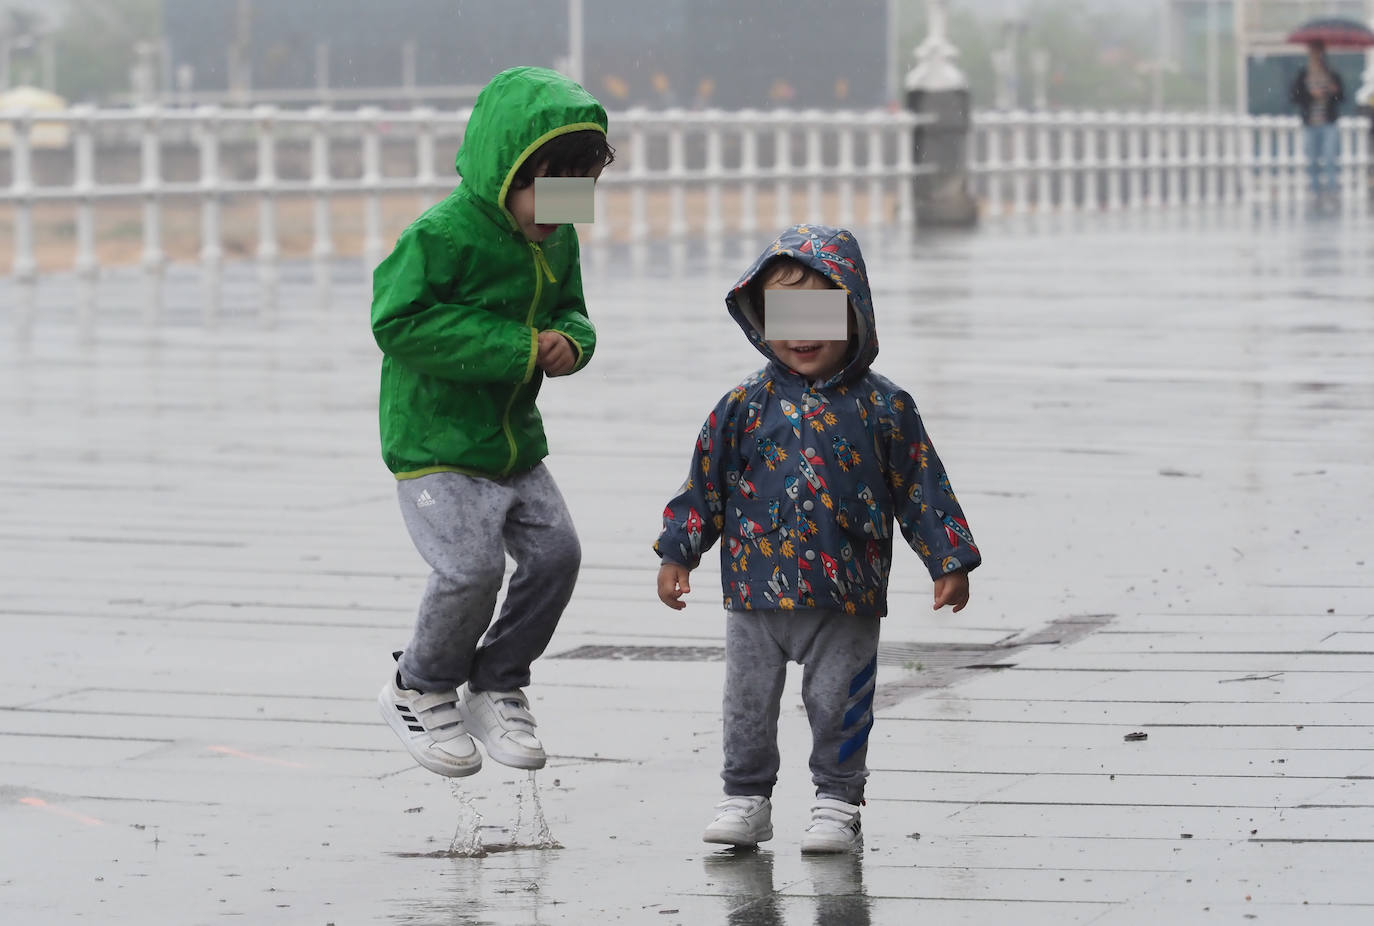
[834,497,893,593]
[728,496,787,545]
[836,495,890,543]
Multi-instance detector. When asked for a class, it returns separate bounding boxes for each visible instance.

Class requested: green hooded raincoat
[371,67,607,479]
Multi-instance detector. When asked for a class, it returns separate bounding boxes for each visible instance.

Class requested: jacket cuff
[560,333,587,371]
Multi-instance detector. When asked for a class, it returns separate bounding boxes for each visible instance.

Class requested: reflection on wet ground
[703,848,872,926]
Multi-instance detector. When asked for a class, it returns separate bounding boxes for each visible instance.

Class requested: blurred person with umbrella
[1286,18,1374,206]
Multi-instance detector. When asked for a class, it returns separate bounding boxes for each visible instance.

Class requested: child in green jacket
[371,67,614,777]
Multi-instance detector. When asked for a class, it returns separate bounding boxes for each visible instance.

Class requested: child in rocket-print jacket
[654,224,980,853]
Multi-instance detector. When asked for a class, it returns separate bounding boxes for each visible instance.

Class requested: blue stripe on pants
[843,687,874,731]
[838,717,874,765]
[848,655,877,697]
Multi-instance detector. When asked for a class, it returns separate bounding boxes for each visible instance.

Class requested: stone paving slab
[2,206,1374,922]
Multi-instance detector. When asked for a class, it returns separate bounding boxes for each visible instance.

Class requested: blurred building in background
[159,0,889,109]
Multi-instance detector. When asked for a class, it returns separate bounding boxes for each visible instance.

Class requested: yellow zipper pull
[529,242,557,283]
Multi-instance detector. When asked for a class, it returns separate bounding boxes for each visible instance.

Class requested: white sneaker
[702,795,773,847]
[800,798,862,854]
[458,685,546,769]
[377,672,481,777]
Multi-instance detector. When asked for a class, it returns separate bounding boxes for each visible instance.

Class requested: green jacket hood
[455,67,609,213]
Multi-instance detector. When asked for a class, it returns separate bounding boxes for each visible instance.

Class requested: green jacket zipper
[499,240,558,475]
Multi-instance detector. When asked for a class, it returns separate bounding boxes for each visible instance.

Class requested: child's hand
[657,563,692,610]
[536,331,576,376]
[933,570,970,613]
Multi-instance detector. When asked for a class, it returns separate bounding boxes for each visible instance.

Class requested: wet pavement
[2,204,1373,923]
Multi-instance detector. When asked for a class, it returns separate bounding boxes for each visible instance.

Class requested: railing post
[9,107,37,337]
[1283,117,1298,209]
[704,112,724,255]
[1034,111,1052,213]
[255,104,279,325]
[865,115,884,228]
[1253,115,1274,207]
[667,110,687,239]
[628,110,649,243]
[894,113,915,231]
[1012,112,1030,215]
[983,113,1003,216]
[1148,113,1165,208]
[1081,111,1101,211]
[1274,118,1293,211]
[739,112,759,238]
[804,112,824,221]
[1169,118,1185,208]
[415,105,437,213]
[1339,117,1359,206]
[1233,114,1251,206]
[197,104,223,324]
[309,105,334,302]
[1186,115,1203,207]
[1206,120,1223,206]
[139,104,164,324]
[1126,115,1144,208]
[360,106,384,270]
[1056,113,1075,214]
[72,104,98,333]
[1104,112,1123,212]
[836,114,856,227]
[773,115,792,229]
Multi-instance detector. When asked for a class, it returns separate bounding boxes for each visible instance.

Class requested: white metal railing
[970,110,1373,214]
[0,104,927,328]
[3,104,1373,330]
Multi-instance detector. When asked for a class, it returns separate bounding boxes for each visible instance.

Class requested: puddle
[393,842,549,859]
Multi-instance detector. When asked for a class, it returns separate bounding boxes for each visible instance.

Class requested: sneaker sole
[377,686,482,778]
[800,835,861,854]
[703,826,774,847]
[468,736,547,770]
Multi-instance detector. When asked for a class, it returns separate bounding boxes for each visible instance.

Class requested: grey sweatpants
[722,609,881,805]
[394,465,581,694]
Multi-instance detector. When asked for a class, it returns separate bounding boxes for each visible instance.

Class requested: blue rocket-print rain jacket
[654,224,980,617]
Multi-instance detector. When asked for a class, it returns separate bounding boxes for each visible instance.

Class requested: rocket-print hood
[727,225,879,388]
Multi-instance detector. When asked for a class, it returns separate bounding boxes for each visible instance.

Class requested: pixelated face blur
[762,267,852,382]
[505,162,605,242]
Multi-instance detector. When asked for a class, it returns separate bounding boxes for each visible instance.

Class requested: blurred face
[762,270,852,382]
[505,162,604,242]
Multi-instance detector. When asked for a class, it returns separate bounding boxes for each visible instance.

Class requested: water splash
[514,770,561,849]
[447,779,486,857]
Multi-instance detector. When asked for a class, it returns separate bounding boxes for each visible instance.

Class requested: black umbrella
[1286,16,1374,49]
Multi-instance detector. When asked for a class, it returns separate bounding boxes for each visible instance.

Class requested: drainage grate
[552,644,726,662]
[551,641,1006,668]
[875,642,1007,670]
[551,615,1114,706]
